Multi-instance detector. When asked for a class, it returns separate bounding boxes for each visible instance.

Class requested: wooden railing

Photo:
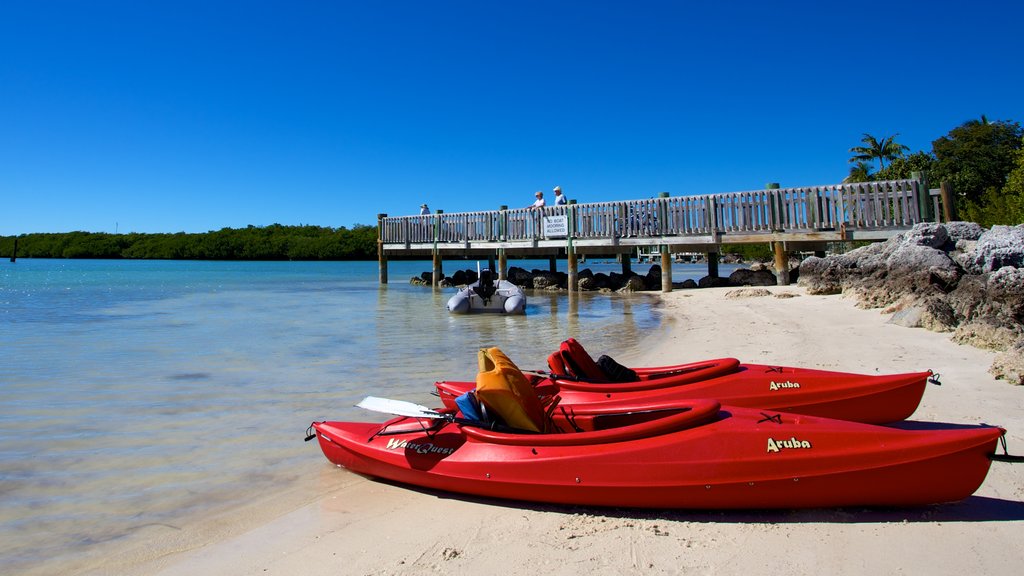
[381,178,930,248]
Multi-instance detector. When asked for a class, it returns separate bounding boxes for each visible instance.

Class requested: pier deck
[377,178,945,289]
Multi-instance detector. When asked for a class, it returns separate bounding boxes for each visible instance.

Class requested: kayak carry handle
[991,433,1024,462]
[304,423,318,442]
[927,372,942,385]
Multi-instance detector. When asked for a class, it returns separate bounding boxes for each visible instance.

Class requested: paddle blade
[356,396,445,419]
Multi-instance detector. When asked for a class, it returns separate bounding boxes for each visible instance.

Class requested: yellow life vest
[475,347,546,433]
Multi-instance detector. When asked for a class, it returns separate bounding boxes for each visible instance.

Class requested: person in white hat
[553,186,567,205]
[531,191,545,208]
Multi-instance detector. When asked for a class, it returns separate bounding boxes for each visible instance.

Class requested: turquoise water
[0,258,725,573]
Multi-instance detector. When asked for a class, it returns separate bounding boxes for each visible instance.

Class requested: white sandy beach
[118,285,1023,576]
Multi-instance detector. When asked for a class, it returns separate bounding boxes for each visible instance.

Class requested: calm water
[0,258,726,574]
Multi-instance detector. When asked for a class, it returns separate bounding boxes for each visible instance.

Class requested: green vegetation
[848,133,910,172]
[0,224,378,260]
[845,118,1024,226]
[721,243,773,261]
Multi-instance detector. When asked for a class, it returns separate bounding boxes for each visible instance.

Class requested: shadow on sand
[376,479,1024,524]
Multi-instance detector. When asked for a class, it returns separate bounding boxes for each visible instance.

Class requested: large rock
[729,268,777,287]
[990,339,1024,385]
[794,221,1023,385]
[960,224,1024,274]
[618,276,647,292]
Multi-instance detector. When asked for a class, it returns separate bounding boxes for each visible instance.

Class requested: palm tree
[844,160,874,183]
[849,133,910,171]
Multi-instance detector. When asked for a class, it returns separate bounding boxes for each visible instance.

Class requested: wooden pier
[377,177,945,291]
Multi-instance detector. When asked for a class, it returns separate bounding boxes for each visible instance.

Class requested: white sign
[542,215,568,238]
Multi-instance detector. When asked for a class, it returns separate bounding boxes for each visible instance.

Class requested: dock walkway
[376,178,948,290]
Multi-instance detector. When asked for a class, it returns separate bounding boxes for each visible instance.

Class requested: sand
[129,286,1024,576]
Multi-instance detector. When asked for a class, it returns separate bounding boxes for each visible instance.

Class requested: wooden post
[432,209,443,287]
[657,192,672,292]
[567,200,577,292]
[660,246,672,292]
[912,171,932,222]
[548,256,557,273]
[773,240,789,286]
[488,255,496,272]
[376,213,388,284]
[498,205,507,281]
[620,253,632,276]
[707,250,719,278]
[939,181,958,222]
[766,182,781,231]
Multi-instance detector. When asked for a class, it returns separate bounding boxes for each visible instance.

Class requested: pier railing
[381,178,930,251]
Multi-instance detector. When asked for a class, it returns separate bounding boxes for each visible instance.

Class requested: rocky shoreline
[798,222,1024,385]
[409,260,784,293]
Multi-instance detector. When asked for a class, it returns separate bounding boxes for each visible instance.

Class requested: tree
[849,133,910,171]
[962,136,1024,226]
[874,151,936,181]
[931,117,1023,206]
[844,160,874,183]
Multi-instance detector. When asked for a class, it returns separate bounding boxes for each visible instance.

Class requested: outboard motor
[474,269,497,302]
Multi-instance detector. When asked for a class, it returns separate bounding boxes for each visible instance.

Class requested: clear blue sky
[2,0,1022,235]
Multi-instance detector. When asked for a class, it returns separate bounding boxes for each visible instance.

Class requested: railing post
[658,192,672,292]
[765,183,789,286]
[432,210,443,288]
[912,171,932,223]
[377,213,388,284]
[567,200,577,292]
[939,181,958,222]
[498,205,507,281]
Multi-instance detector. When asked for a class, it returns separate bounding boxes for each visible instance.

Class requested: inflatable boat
[309,350,1002,509]
[446,270,525,314]
[434,340,932,424]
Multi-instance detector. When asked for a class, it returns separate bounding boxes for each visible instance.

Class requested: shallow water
[0,258,729,573]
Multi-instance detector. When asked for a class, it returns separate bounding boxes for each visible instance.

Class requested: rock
[532,272,561,290]
[960,224,1024,274]
[677,279,698,289]
[774,292,799,299]
[618,276,647,292]
[951,321,1019,352]
[645,265,662,290]
[885,295,956,332]
[728,268,777,287]
[902,222,950,249]
[698,276,731,288]
[507,266,532,287]
[725,288,772,298]
[989,339,1024,385]
[945,221,985,243]
[578,276,596,291]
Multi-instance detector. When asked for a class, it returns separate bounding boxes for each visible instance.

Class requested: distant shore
[111,285,1024,576]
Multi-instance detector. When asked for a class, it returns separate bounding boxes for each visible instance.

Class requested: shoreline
[110,286,1024,575]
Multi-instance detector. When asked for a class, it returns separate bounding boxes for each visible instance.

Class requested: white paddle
[356,396,445,419]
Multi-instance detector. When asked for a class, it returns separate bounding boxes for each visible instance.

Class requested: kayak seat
[547,352,569,378]
[463,399,722,446]
[560,339,609,382]
[475,347,548,433]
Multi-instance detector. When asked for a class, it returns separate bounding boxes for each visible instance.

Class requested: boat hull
[436,363,931,424]
[312,403,1000,509]
[446,279,525,314]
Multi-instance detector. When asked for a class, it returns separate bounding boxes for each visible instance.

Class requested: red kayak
[435,340,931,424]
[310,400,1002,509]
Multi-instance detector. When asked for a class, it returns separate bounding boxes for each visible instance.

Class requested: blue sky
[2,0,1022,235]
